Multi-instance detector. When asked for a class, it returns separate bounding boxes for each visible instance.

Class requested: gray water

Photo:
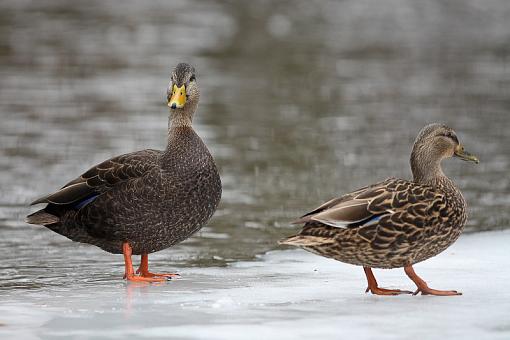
[1,0,509,301]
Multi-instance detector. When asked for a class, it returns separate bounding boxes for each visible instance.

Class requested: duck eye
[189,75,196,82]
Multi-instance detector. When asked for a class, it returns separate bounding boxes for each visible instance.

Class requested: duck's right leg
[364,267,413,295]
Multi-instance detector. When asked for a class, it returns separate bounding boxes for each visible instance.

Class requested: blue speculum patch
[74,194,99,209]
[365,215,382,224]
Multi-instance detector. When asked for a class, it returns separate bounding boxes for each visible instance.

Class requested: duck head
[167,63,199,126]
[410,123,478,183]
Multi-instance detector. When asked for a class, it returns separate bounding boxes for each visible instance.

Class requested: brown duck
[280,124,478,296]
[26,63,222,282]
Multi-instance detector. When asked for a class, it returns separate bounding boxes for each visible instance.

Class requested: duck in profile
[280,124,478,296]
[26,63,222,282]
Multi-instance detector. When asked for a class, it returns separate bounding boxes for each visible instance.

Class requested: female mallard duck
[26,63,222,282]
[280,124,478,296]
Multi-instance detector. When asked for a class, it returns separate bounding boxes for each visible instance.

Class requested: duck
[280,123,478,296]
[26,63,222,282]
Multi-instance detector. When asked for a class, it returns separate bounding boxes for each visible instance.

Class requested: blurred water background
[1,0,509,290]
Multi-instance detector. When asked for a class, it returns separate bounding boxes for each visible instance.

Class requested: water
[1,1,510,338]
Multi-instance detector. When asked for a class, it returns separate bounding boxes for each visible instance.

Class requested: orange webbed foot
[125,273,167,283]
[404,266,462,297]
[363,267,412,296]
[136,268,180,279]
[135,253,180,280]
[122,243,169,283]
[413,287,462,296]
[365,286,413,296]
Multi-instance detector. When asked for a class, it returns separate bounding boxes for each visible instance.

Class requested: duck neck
[410,146,448,188]
[164,102,199,157]
[167,100,198,131]
[411,148,464,209]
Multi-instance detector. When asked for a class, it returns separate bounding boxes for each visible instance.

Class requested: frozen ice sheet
[1,231,509,340]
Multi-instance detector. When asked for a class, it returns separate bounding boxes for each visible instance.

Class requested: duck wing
[30,149,161,206]
[294,178,442,231]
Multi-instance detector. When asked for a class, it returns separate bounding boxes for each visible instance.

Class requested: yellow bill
[168,84,186,109]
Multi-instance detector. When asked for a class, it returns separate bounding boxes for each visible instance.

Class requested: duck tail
[278,234,334,247]
[25,209,59,225]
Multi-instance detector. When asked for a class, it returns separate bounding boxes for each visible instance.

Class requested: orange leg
[136,253,180,279]
[364,267,413,295]
[404,266,461,296]
[122,243,166,282]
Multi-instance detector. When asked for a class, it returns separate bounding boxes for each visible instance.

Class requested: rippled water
[1,0,510,293]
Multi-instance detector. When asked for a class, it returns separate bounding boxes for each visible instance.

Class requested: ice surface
[1,231,509,339]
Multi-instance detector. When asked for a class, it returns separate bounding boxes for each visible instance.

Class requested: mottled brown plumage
[280,124,478,295]
[26,63,222,281]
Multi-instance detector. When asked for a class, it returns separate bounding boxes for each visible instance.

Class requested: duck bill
[168,84,187,109]
[454,145,479,164]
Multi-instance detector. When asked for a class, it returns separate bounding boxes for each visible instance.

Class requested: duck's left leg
[404,266,461,296]
[136,254,180,279]
[123,243,166,282]
[364,267,413,295]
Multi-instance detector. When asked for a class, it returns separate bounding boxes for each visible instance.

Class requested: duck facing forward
[26,63,222,282]
[280,124,478,296]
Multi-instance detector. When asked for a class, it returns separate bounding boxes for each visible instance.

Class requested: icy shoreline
[1,230,509,340]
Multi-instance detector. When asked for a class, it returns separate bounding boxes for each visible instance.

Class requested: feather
[278,235,334,247]
[26,210,59,225]
[30,149,161,207]
[281,124,472,271]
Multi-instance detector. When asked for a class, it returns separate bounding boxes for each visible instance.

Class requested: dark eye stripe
[441,132,458,144]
